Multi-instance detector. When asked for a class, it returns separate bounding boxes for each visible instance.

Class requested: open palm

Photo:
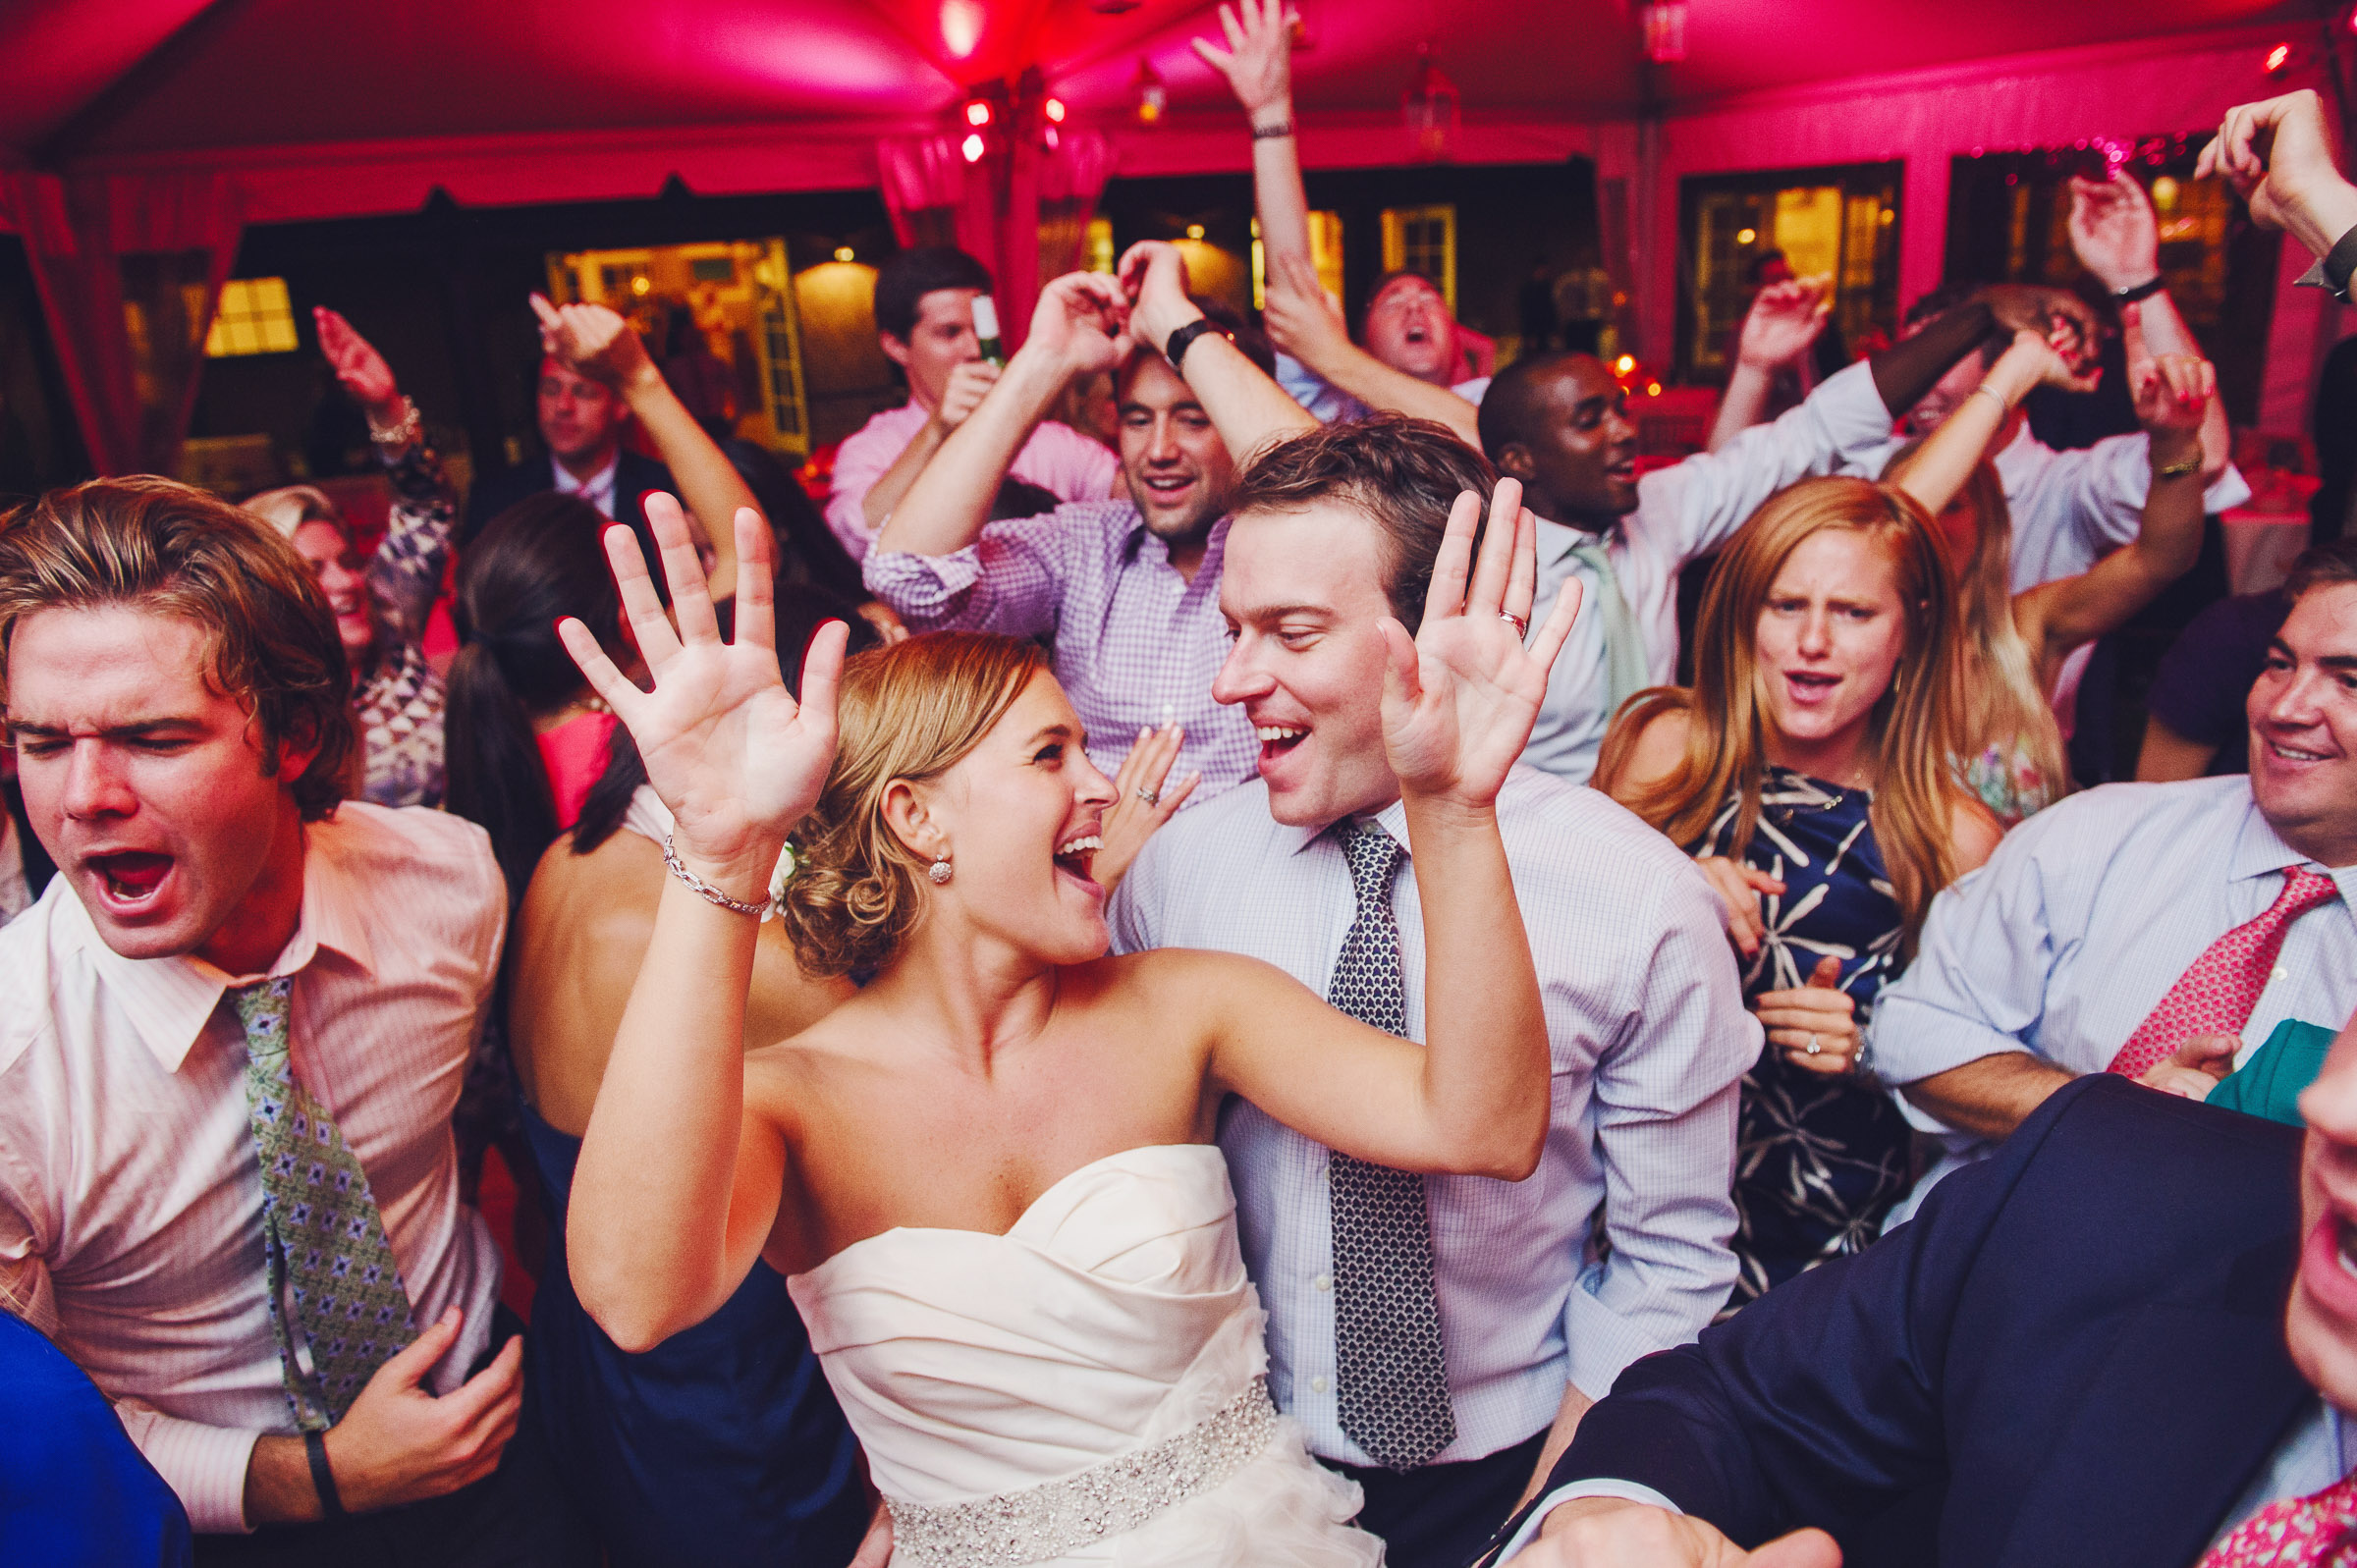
[1379,478,1581,808]
[558,494,844,893]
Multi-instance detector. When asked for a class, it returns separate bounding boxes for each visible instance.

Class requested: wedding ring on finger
[1805,1034,1822,1055]
[1498,610,1528,637]
[1137,787,1159,806]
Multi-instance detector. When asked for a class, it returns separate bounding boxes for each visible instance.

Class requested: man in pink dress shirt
[0,479,587,1564]
[825,245,1120,560]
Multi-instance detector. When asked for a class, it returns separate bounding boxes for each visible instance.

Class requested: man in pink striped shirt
[0,480,587,1564]
[825,246,1120,561]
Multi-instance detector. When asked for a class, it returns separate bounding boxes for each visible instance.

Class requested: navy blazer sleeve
[1532,1075,2303,1554]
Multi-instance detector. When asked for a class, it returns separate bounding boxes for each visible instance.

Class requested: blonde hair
[1599,476,1973,950]
[1881,442,2068,816]
[778,632,1050,977]
[243,484,346,544]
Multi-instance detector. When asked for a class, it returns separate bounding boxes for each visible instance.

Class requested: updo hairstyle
[778,631,1049,976]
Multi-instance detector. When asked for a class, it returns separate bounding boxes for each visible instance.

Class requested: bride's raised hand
[557,493,845,897]
[1378,477,1580,811]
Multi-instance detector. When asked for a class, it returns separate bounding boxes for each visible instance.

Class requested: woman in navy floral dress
[1599,477,2002,1307]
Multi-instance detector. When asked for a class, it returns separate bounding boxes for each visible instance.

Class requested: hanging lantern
[1400,46,1459,163]
[1133,58,1168,126]
[1640,1,1687,63]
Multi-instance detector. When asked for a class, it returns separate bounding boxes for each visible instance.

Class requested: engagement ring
[1137,787,1159,806]
[1498,611,1528,636]
[1806,1034,1822,1055]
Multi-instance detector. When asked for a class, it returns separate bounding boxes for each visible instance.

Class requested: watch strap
[1164,317,1231,375]
[303,1429,347,1519]
[2111,276,2165,304]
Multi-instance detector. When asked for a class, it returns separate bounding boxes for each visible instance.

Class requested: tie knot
[1334,819,1402,905]
[2279,867,2342,919]
[230,977,296,1065]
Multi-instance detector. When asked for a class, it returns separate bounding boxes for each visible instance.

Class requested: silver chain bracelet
[662,833,773,918]
[367,397,421,448]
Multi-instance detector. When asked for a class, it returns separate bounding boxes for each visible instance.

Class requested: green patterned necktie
[231,977,416,1430]
[1565,536,1650,721]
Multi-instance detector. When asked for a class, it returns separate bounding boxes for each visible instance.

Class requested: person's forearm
[1251,102,1312,267]
[1705,363,1773,453]
[245,1435,324,1526]
[858,418,948,532]
[568,873,769,1349]
[1900,1052,2075,1142]
[879,352,1065,558]
[1520,1379,1599,1509]
[1134,294,1319,462]
[623,366,752,602]
[2286,179,2357,264]
[1290,333,1480,445]
[2121,292,2231,478]
[1870,299,1994,416]
[1399,794,1550,1178]
[1892,345,2035,514]
[2137,715,2220,783]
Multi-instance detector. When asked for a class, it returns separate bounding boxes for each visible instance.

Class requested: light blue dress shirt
[1109,768,1760,1468]
[1872,776,2357,1217]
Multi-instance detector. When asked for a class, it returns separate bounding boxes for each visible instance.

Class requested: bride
[556,474,1576,1565]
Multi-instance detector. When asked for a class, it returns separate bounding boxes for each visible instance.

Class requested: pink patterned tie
[2106,867,2340,1081]
[2199,1470,2357,1567]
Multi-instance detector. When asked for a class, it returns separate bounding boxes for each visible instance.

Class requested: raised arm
[875,272,1126,559]
[1121,240,1318,461]
[1886,327,2098,516]
[531,294,753,603]
[2015,307,2214,666]
[1197,0,1308,261]
[314,306,455,634]
[2067,171,2229,482]
[1705,277,1831,453]
[556,495,847,1351]
[2197,88,2357,268]
[1201,479,1579,1177]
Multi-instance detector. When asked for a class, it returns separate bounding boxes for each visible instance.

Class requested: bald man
[1479,286,2095,783]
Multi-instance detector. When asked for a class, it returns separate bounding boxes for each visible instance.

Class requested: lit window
[1086,216,1117,276]
[1379,205,1456,312]
[1251,212,1343,310]
[204,278,299,357]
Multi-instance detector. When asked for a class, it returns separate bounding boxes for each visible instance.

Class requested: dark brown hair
[1230,413,1497,632]
[0,477,356,820]
[779,632,1048,977]
[2287,536,2357,602]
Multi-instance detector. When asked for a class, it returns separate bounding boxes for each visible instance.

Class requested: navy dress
[1696,769,1912,1310]
[521,1107,870,1566]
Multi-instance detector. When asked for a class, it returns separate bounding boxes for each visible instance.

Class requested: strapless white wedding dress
[787,1144,1384,1566]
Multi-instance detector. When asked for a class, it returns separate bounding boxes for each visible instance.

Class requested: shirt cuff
[111,1402,265,1534]
[1497,1480,1684,1561]
[862,544,983,618]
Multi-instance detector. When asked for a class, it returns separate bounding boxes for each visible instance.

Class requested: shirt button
[1310,1375,1331,1394]
[1312,1272,1333,1292]
[2274,966,2290,982]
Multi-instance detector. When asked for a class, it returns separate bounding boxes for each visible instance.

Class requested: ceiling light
[1044,97,1066,124]
[2265,41,2292,74]
[1640,1,1688,63]
[961,132,986,163]
[834,246,855,262]
[1185,224,1206,240]
[965,99,993,128]
[1400,46,1459,163]
[1134,59,1167,126]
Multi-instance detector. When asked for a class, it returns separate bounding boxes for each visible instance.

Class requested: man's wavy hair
[1230,413,1498,632]
[0,477,356,821]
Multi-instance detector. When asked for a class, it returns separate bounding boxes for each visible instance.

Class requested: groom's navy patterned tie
[1325,819,1457,1470]
[232,978,416,1429]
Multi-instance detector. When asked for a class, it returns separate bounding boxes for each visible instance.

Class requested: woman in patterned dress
[246,308,456,808]
[1597,477,2001,1307]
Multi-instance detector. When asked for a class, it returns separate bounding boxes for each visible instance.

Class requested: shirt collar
[1278,797,1412,858]
[56,821,374,1075]
[1533,514,1595,565]
[1118,508,1233,571]
[552,451,621,507]
[2229,788,2357,903]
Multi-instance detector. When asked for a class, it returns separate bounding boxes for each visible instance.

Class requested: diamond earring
[927,852,954,885]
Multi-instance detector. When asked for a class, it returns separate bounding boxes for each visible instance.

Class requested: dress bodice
[787,1144,1381,1566]
[787,1144,1264,1506]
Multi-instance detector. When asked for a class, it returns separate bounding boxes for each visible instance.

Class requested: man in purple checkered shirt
[864,264,1318,876]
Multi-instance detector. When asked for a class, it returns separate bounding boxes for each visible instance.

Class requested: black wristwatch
[2111,276,2166,303]
[1163,317,1232,375]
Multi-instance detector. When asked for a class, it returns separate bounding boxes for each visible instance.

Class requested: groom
[1110,414,1757,1566]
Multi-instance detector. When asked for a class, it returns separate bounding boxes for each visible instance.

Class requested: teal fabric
[2210,1018,2338,1127]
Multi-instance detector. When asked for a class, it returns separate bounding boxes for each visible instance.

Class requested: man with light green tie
[1475,281,2096,783]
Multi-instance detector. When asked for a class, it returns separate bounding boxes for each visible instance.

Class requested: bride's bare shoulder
[1075,948,1312,1020]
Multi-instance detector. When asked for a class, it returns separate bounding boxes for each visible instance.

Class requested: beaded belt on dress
[885,1374,1280,1566]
